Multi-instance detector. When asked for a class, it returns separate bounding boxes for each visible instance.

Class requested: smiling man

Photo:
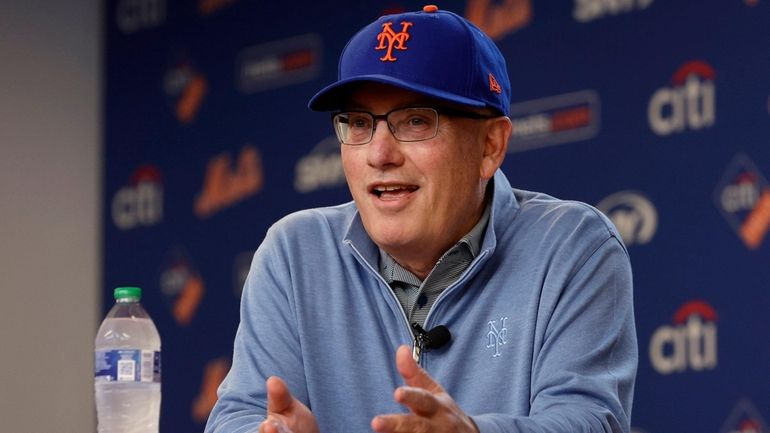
[205,6,637,433]
[338,84,509,280]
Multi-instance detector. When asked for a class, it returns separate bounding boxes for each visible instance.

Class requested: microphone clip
[411,323,451,363]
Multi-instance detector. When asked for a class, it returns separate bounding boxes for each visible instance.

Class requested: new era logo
[489,73,502,94]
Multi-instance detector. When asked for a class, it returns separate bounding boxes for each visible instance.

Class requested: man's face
[340,84,493,273]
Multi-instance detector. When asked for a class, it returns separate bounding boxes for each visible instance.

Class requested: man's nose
[366,119,404,168]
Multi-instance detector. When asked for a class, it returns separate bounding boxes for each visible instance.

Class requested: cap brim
[308,74,488,112]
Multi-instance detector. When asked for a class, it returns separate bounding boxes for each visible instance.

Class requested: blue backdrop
[102,1,770,432]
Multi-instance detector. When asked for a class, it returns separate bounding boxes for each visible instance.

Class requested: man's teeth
[373,185,417,196]
[376,186,410,192]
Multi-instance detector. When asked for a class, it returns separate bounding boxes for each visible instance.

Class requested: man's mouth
[370,184,419,199]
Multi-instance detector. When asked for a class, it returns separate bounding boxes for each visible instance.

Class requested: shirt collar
[378,194,492,285]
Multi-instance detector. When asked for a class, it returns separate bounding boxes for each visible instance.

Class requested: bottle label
[94,349,161,383]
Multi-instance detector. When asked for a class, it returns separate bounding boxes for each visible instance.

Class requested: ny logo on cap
[376,21,413,62]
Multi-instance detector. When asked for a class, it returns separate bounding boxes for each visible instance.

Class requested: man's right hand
[258,376,319,433]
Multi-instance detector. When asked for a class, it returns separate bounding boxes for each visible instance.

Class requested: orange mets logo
[376,21,413,62]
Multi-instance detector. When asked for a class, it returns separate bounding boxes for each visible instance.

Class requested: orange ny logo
[375,21,413,62]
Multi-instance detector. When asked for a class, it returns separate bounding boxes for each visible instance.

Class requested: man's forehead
[343,83,435,109]
[343,83,470,112]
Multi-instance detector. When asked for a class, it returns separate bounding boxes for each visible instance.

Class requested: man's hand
[371,345,479,433]
[258,376,319,433]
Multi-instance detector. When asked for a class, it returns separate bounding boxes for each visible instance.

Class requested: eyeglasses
[332,106,496,145]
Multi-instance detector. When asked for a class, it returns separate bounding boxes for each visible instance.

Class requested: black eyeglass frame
[331,106,498,145]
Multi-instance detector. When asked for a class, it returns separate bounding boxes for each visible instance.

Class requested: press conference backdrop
[103,1,770,432]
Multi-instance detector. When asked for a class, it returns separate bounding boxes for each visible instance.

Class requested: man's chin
[367,228,420,253]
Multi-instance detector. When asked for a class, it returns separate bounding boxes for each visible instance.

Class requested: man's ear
[479,116,512,180]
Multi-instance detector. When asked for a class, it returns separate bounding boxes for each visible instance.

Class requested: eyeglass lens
[334,107,439,145]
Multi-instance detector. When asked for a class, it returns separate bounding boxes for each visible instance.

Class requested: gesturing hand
[371,345,479,433]
[258,376,319,433]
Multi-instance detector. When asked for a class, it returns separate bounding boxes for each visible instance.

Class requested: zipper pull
[410,323,452,364]
[411,323,428,364]
[412,336,423,363]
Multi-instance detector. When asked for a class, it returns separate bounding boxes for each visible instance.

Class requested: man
[205,6,637,433]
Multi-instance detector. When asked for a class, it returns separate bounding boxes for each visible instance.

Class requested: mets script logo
[376,21,412,62]
[487,317,508,357]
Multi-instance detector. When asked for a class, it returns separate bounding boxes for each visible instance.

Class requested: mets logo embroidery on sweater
[376,21,413,62]
[487,317,508,357]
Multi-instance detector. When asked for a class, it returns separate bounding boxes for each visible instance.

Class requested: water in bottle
[95,287,161,433]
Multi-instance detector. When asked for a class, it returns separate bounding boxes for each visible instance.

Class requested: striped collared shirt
[378,202,490,328]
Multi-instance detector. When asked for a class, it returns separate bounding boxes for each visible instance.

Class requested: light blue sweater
[205,170,637,433]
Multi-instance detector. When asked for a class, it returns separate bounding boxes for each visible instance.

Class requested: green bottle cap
[114,286,142,300]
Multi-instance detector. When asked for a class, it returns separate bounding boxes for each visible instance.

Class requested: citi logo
[596,191,657,247]
[720,171,762,214]
[111,165,163,230]
[294,136,346,193]
[116,0,165,34]
[649,300,717,375]
[714,154,770,249]
[573,0,653,23]
[648,60,715,136]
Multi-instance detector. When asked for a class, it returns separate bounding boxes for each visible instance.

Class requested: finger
[259,419,291,433]
[394,386,439,416]
[371,413,429,433]
[395,345,443,393]
[266,376,294,414]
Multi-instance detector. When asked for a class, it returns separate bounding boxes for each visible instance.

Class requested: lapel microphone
[411,323,452,351]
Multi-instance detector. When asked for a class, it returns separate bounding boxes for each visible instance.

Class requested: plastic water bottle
[95,287,161,433]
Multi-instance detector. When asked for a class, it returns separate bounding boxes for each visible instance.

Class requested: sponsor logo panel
[112,164,163,230]
[465,0,532,40]
[573,0,653,23]
[116,0,166,34]
[164,60,208,124]
[508,90,600,153]
[648,60,715,136]
[596,191,658,247]
[159,249,205,327]
[649,300,718,375]
[714,154,770,249]
[198,0,238,15]
[237,34,322,94]
[195,145,265,218]
[191,357,230,423]
[719,399,769,433]
[294,136,346,193]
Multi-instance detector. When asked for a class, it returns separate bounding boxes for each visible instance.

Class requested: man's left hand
[371,345,479,433]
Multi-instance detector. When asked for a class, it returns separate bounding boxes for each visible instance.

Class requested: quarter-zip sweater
[205,170,638,433]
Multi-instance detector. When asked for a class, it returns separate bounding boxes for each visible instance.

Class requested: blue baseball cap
[308,5,511,116]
